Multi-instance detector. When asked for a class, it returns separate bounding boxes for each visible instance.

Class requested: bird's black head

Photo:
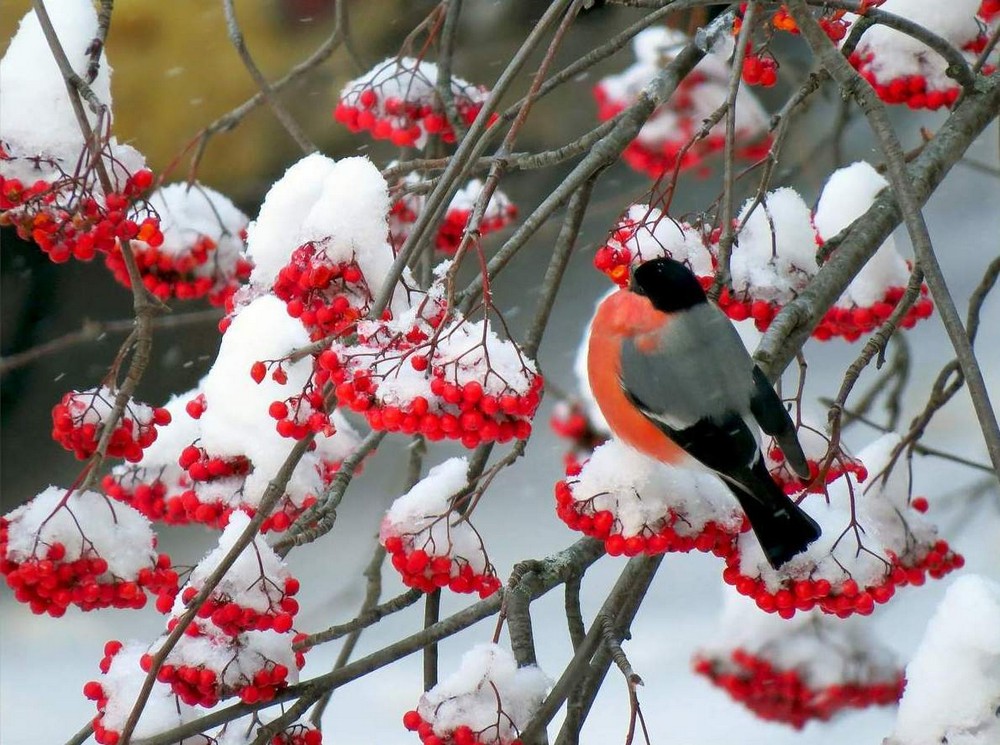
[630,257,707,313]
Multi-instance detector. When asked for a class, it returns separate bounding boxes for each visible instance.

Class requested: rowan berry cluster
[554,440,748,560]
[0,488,178,617]
[766,443,869,496]
[52,387,171,462]
[383,535,501,597]
[593,27,771,178]
[390,177,517,255]
[549,401,608,475]
[723,538,964,619]
[404,643,548,745]
[850,56,964,110]
[555,479,744,558]
[272,243,372,340]
[740,54,778,88]
[161,575,300,633]
[322,323,542,449]
[403,710,523,745]
[0,168,162,263]
[693,648,903,729]
[812,285,934,342]
[271,724,323,745]
[335,58,492,147]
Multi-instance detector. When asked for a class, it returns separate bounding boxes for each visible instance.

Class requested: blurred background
[2,1,998,743]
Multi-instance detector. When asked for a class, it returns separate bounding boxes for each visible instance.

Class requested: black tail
[727,458,821,569]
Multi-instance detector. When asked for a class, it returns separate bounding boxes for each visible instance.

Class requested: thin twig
[222,0,316,154]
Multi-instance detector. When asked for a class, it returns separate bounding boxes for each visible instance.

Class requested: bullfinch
[587,256,820,568]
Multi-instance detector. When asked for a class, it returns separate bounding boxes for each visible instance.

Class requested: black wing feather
[749,366,810,479]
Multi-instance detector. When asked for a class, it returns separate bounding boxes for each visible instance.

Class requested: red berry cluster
[549,402,608,475]
[269,384,334,440]
[0,522,177,617]
[160,576,300,634]
[105,233,252,306]
[741,54,778,87]
[325,348,541,448]
[722,539,964,619]
[271,724,323,745]
[86,641,129,745]
[812,286,934,342]
[170,445,318,531]
[692,649,904,729]
[1,169,162,263]
[178,444,252,482]
[435,204,518,255]
[593,240,633,287]
[766,445,869,496]
[403,710,523,745]
[383,536,501,597]
[848,53,964,110]
[554,480,745,558]
[273,243,371,340]
[52,389,171,462]
[593,80,772,179]
[138,641,294,707]
[335,84,492,146]
[981,0,1000,22]
[102,470,193,524]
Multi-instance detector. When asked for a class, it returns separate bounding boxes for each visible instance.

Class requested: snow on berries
[143,625,301,708]
[403,644,550,745]
[381,458,501,597]
[240,153,407,331]
[721,187,821,328]
[555,439,747,558]
[813,161,933,341]
[86,641,196,745]
[694,590,903,729]
[1,487,177,616]
[886,575,1000,745]
[0,0,161,264]
[764,410,868,496]
[593,27,770,178]
[103,388,205,523]
[724,433,963,619]
[335,57,492,147]
[848,0,996,110]
[327,310,542,448]
[203,718,323,745]
[51,386,170,462]
[390,175,517,254]
[105,183,252,305]
[163,511,300,630]
[593,204,712,288]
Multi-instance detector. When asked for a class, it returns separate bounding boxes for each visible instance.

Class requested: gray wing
[619,303,756,428]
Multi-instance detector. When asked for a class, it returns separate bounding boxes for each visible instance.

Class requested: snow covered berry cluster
[0,2,162,264]
[103,183,252,305]
[1,487,177,616]
[594,162,934,341]
[555,439,748,558]
[51,386,171,462]
[381,459,501,597]
[324,312,541,449]
[593,27,770,177]
[848,0,998,110]
[694,591,903,728]
[402,644,549,745]
[390,175,517,254]
[335,57,493,147]
[723,434,963,619]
